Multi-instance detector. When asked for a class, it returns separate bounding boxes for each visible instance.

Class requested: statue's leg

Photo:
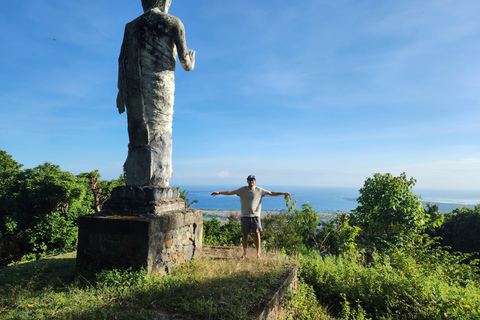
[142,71,175,187]
[124,83,152,186]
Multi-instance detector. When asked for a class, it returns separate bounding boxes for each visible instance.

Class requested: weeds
[298,252,480,319]
[0,252,291,320]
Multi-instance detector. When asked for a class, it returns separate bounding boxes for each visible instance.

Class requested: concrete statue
[76,0,202,275]
[116,0,195,187]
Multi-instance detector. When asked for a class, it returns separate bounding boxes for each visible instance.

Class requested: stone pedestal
[76,186,203,275]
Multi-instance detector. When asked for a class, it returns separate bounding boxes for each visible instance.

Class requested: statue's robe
[117,8,180,187]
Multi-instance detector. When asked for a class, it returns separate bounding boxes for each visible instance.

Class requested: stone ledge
[101,186,186,215]
[253,263,297,320]
[101,198,186,216]
[110,186,180,201]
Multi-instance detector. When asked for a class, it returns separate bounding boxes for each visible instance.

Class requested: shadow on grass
[0,253,291,320]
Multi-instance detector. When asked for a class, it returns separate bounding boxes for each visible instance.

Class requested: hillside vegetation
[1,148,480,319]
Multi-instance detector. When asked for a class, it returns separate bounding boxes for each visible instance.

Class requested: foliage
[293,203,321,249]
[262,212,303,255]
[175,187,198,208]
[262,196,320,255]
[0,150,127,266]
[0,162,90,264]
[203,218,242,246]
[281,279,334,320]
[0,149,23,198]
[77,171,125,212]
[299,251,480,319]
[350,172,441,252]
[429,205,480,261]
[339,294,370,320]
[318,212,360,256]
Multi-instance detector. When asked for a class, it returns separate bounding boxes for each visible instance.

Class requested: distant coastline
[180,185,479,215]
[202,209,341,222]
[343,197,477,213]
[200,199,477,222]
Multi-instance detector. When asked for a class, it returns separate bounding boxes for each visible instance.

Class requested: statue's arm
[116,73,126,114]
[173,18,195,71]
[116,31,127,114]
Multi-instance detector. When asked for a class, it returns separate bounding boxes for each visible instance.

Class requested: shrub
[203,218,242,246]
[281,279,333,320]
[299,251,480,319]
[318,212,360,256]
[262,197,320,255]
[429,205,480,263]
[262,212,303,255]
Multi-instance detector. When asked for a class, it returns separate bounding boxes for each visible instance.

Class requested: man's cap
[247,175,256,180]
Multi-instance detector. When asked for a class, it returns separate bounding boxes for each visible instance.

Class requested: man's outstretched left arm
[267,191,291,197]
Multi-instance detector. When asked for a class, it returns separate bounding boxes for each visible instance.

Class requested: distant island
[343,197,476,214]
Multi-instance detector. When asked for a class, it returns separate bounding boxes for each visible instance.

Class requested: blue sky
[1,0,479,190]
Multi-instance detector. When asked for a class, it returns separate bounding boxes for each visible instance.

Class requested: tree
[292,203,320,250]
[350,173,440,252]
[77,171,125,212]
[0,149,23,198]
[431,205,480,259]
[0,162,90,264]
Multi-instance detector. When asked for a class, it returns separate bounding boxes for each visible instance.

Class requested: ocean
[178,185,480,214]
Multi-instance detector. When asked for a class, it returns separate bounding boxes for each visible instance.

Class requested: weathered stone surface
[110,186,179,201]
[117,0,195,187]
[77,210,203,275]
[102,186,185,215]
[77,0,199,277]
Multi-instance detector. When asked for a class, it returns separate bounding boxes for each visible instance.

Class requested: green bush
[429,205,480,263]
[262,212,303,255]
[299,251,480,319]
[318,212,360,256]
[203,218,242,246]
[262,197,320,255]
[281,279,333,320]
[0,150,126,266]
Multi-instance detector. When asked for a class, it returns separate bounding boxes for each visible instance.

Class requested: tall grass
[298,252,480,319]
[0,252,292,320]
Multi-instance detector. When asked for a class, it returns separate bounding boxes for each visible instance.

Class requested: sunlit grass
[0,251,293,320]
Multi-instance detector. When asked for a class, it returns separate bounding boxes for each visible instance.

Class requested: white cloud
[402,159,480,190]
[216,171,230,178]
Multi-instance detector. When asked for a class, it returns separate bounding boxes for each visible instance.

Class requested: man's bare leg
[254,232,261,258]
[241,233,248,260]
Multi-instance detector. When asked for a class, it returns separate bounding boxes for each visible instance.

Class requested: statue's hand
[116,92,125,114]
[188,49,195,68]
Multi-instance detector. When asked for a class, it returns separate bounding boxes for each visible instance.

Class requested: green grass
[4,249,477,320]
[0,252,293,320]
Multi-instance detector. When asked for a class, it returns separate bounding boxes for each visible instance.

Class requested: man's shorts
[241,217,263,234]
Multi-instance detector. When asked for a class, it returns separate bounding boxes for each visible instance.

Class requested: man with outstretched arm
[211,175,291,259]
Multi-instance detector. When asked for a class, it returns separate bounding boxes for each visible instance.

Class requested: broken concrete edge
[252,263,298,320]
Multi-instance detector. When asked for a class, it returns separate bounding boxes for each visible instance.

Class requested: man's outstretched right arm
[211,191,235,196]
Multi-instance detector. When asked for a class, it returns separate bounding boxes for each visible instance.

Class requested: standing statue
[116,0,195,187]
